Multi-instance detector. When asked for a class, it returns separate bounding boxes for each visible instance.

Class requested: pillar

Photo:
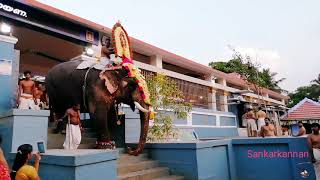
[208,88,217,111]
[223,91,229,112]
[150,55,162,69]
[217,78,227,86]
[0,35,18,113]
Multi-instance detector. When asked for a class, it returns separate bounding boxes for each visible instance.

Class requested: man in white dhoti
[245,108,258,137]
[256,107,266,134]
[307,123,320,179]
[18,71,38,109]
[63,104,82,150]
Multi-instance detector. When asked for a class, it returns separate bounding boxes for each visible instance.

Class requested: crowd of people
[242,106,308,138]
[243,106,279,137]
[17,71,82,151]
[0,135,41,180]
[17,71,48,110]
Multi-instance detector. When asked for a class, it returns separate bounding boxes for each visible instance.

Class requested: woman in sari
[10,144,41,180]
[0,135,11,180]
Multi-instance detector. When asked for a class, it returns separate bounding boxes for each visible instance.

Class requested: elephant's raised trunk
[127,106,150,156]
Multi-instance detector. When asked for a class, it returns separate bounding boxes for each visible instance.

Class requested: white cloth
[63,124,81,150]
[18,93,36,110]
[257,118,266,132]
[76,57,111,70]
[313,149,320,179]
[247,119,257,137]
[34,99,41,110]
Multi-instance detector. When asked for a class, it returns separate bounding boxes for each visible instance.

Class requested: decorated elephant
[45,58,151,155]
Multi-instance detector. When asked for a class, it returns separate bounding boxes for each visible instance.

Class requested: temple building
[0,0,288,140]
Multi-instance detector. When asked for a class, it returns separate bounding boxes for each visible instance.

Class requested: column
[208,88,217,111]
[0,34,18,113]
[223,91,229,112]
[217,78,227,86]
[150,55,162,69]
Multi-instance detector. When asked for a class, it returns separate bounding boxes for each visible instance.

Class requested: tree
[209,58,285,92]
[288,73,320,107]
[311,73,320,85]
[146,73,192,142]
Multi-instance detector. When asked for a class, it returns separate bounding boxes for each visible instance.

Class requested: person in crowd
[34,83,49,110]
[18,71,38,109]
[256,107,267,134]
[307,123,320,179]
[0,135,10,180]
[297,121,307,136]
[62,104,82,150]
[11,144,41,180]
[282,125,290,136]
[260,118,277,137]
[34,82,43,110]
[245,108,258,137]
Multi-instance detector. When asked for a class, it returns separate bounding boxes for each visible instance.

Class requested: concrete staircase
[47,125,184,179]
[47,127,97,149]
[117,153,183,180]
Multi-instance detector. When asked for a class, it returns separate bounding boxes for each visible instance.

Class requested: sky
[38,0,320,92]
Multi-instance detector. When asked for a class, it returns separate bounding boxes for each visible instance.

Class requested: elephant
[45,59,151,155]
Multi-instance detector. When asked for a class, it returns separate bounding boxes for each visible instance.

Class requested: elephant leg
[93,102,115,149]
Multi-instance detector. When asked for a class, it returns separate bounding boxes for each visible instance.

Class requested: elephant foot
[95,141,116,150]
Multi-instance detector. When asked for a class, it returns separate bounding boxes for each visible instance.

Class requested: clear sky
[38,0,320,92]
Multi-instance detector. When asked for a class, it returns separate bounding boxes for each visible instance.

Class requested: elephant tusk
[134,101,149,113]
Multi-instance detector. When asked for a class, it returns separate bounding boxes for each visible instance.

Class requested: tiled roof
[286,98,320,120]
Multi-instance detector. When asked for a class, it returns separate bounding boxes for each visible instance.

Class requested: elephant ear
[99,71,119,94]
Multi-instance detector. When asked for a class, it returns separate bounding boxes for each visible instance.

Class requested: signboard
[0,0,99,45]
[0,59,12,76]
[0,2,27,17]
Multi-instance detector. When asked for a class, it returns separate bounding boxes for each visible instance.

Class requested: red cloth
[0,164,10,180]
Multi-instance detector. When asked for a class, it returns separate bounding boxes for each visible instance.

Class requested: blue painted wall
[194,127,238,138]
[232,137,315,180]
[145,137,315,180]
[9,149,118,180]
[0,109,49,158]
[0,39,16,113]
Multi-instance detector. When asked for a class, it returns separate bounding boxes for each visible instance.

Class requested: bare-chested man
[18,71,38,109]
[62,104,82,150]
[34,83,45,109]
[256,107,267,133]
[260,118,276,137]
[307,123,320,179]
[245,108,258,137]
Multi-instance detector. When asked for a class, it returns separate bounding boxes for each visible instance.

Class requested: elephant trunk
[127,106,150,156]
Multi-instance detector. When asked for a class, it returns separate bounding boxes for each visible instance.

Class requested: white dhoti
[19,93,36,110]
[257,118,266,132]
[313,149,320,179]
[247,119,257,137]
[63,124,81,150]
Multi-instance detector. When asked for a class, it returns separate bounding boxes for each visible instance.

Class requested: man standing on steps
[18,71,38,109]
[62,104,82,150]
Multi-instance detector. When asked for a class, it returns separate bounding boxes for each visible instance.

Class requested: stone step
[117,160,158,175]
[78,143,96,149]
[48,133,96,149]
[118,167,169,180]
[118,153,148,164]
[154,175,184,180]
